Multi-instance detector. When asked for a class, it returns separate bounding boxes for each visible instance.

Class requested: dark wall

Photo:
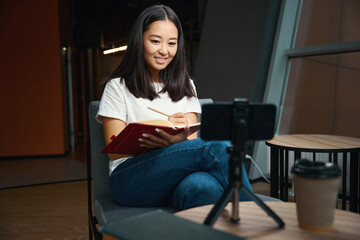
[194,0,272,101]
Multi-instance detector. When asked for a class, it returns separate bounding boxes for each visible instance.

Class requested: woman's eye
[151,40,160,44]
[169,42,177,46]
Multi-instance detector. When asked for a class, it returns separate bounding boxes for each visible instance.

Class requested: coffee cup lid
[291,159,341,179]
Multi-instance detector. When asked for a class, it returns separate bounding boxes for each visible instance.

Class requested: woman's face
[143,19,178,80]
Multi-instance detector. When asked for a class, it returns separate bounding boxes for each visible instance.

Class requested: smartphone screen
[200,101,276,141]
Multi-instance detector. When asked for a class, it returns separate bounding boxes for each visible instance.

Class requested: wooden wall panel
[280,56,360,138]
[279,59,336,135]
[338,0,360,70]
[295,0,342,65]
[334,68,360,137]
[0,0,68,156]
[295,0,342,48]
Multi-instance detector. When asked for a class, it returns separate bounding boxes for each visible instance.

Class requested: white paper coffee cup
[291,159,341,231]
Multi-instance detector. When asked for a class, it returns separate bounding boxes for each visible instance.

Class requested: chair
[87,99,213,239]
[87,98,279,239]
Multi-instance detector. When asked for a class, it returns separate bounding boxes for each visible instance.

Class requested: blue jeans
[109,139,253,210]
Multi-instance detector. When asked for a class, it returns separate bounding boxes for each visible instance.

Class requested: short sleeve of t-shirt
[96,79,127,123]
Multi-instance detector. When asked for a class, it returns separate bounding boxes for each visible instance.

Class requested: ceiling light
[103,45,127,55]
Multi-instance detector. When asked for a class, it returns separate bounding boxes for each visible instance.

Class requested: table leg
[349,152,359,212]
[285,151,289,202]
[280,149,284,201]
[333,153,338,209]
[342,152,347,210]
[270,147,279,199]
[358,152,360,213]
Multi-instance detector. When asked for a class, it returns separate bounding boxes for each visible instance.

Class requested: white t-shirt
[96,78,202,174]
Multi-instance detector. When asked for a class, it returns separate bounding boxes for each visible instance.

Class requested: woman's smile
[155,57,168,64]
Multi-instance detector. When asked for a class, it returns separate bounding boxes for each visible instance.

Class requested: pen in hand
[147,107,170,117]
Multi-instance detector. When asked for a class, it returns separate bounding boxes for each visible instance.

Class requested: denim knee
[171,172,224,210]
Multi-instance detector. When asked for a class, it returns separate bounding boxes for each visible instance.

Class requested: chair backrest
[88,98,213,199]
[198,98,213,106]
[89,101,111,199]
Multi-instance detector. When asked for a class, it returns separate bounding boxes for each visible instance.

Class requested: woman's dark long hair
[110,5,196,101]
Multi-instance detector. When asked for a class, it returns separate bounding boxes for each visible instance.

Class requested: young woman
[96,5,252,210]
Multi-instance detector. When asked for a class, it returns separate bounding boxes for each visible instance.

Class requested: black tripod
[203,102,285,227]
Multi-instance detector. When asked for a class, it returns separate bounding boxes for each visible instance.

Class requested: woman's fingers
[138,133,168,148]
[168,112,188,127]
[156,128,188,144]
[139,128,188,149]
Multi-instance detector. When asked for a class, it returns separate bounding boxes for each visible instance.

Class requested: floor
[0,144,273,240]
[0,144,87,189]
[0,144,89,239]
[0,181,89,240]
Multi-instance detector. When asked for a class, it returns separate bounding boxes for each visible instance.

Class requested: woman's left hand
[138,127,189,149]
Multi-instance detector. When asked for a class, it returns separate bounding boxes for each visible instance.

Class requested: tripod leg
[203,185,236,226]
[231,183,240,223]
[240,186,285,228]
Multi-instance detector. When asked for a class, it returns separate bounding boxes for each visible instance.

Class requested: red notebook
[101,119,201,155]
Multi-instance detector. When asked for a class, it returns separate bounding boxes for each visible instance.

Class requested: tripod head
[230,99,250,154]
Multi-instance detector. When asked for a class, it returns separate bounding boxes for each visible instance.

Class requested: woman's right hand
[169,111,198,140]
[168,112,189,127]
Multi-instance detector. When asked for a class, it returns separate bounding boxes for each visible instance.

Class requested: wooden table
[175,201,360,240]
[265,134,360,212]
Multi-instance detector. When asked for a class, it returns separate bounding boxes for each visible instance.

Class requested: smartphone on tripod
[200,100,276,141]
[199,99,284,228]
